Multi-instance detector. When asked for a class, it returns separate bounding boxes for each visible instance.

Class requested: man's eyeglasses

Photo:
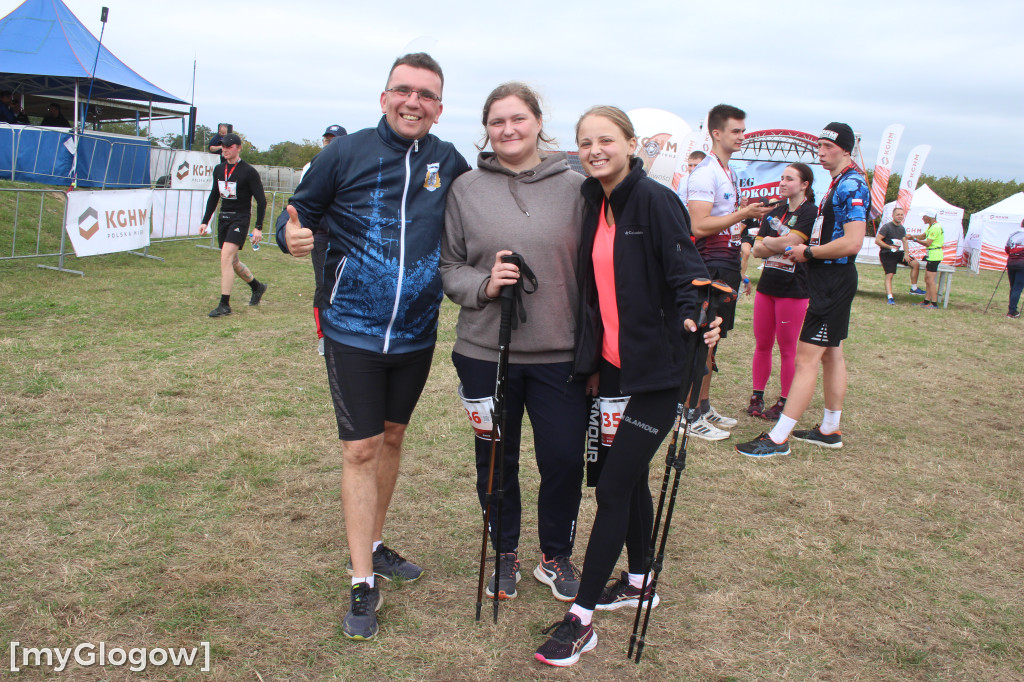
[385,87,441,103]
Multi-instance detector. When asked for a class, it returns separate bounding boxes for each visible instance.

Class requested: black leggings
[574,361,680,610]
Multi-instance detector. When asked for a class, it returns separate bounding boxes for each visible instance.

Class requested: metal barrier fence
[0,186,295,275]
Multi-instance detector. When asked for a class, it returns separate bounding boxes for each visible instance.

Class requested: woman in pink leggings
[747,163,816,420]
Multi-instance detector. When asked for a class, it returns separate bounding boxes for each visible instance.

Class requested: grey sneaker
[485,552,520,600]
[687,409,730,441]
[342,582,382,641]
[791,425,843,449]
[595,571,660,611]
[704,405,737,428]
[346,544,424,583]
[533,554,580,602]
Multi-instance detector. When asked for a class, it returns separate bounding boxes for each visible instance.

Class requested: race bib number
[728,222,743,247]
[809,216,823,246]
[599,396,631,446]
[458,384,494,439]
[218,180,237,199]
[765,253,796,273]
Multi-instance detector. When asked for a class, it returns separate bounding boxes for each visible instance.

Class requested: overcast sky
[13,0,1023,181]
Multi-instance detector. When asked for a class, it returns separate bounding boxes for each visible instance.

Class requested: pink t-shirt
[592,200,620,368]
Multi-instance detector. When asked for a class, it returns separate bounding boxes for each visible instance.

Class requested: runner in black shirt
[199,133,268,317]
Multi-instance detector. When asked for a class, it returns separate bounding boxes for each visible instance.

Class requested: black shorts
[217,212,250,248]
[800,265,858,347]
[880,249,904,274]
[707,266,741,338]
[926,259,940,273]
[324,339,434,441]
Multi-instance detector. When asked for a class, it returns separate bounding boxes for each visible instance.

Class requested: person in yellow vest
[911,211,944,309]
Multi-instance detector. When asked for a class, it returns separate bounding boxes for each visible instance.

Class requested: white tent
[858,184,965,264]
[963,192,1024,272]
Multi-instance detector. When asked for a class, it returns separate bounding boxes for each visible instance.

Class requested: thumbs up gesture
[284,204,314,257]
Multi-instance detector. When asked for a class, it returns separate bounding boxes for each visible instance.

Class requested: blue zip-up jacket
[278,116,470,353]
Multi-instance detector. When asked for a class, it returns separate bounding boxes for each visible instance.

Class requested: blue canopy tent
[0,0,189,187]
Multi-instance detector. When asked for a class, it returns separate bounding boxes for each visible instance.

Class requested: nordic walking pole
[630,279,736,663]
[475,253,524,622]
[984,266,1006,314]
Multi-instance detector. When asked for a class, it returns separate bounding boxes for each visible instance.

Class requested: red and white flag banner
[869,124,903,218]
[896,144,931,214]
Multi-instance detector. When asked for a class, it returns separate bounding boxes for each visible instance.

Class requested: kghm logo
[176,161,190,181]
[78,207,99,239]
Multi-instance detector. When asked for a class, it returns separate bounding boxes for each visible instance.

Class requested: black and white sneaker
[535,613,597,667]
[533,554,580,602]
[486,552,521,600]
[595,571,660,611]
[704,405,737,428]
[791,425,843,449]
[735,432,790,458]
[208,303,231,318]
[687,410,730,441]
[341,582,382,641]
[346,544,424,583]
[248,281,268,306]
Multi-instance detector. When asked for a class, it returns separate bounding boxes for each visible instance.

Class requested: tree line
[868,172,1022,233]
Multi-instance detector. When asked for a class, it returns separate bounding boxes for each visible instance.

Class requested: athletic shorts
[880,249,905,274]
[217,212,250,248]
[800,265,858,347]
[926,259,940,273]
[323,339,434,441]
[707,266,741,338]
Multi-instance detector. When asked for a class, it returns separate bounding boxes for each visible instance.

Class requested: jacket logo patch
[624,230,643,236]
[423,163,441,192]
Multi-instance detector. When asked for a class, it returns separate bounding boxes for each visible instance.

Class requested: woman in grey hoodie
[441,82,588,604]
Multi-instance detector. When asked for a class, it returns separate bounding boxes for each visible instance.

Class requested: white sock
[821,410,841,434]
[627,572,651,589]
[352,575,375,588]
[569,603,593,626]
[769,414,797,444]
[372,540,383,552]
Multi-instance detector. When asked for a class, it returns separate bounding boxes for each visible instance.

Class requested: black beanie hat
[818,122,855,153]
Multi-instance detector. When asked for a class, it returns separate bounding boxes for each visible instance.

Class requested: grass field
[1,241,1022,681]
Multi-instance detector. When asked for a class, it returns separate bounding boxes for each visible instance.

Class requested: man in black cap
[736,122,869,457]
[198,132,268,317]
[300,124,348,355]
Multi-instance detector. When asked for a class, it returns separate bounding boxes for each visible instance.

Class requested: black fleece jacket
[573,158,709,394]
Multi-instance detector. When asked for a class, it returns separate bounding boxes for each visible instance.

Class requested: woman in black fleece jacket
[535,106,720,668]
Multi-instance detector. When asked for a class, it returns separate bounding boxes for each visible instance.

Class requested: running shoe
[594,571,660,611]
[791,425,843,449]
[746,394,765,417]
[1008,311,1021,319]
[248,281,268,306]
[887,296,896,305]
[760,398,786,422]
[735,432,790,458]
[923,303,939,310]
[687,410,730,441]
[486,552,520,600]
[534,554,580,602]
[208,303,231,318]
[346,544,424,582]
[342,582,382,641]
[535,613,597,667]
[910,286,926,295]
[704,405,737,428]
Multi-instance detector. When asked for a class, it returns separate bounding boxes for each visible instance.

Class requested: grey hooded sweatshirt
[441,152,586,364]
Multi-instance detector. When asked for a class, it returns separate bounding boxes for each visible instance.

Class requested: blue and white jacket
[278,117,470,353]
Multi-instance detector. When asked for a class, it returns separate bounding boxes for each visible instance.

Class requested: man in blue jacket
[278,53,470,641]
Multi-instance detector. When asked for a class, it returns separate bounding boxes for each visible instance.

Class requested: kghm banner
[896,145,931,213]
[65,189,152,257]
[869,124,904,219]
